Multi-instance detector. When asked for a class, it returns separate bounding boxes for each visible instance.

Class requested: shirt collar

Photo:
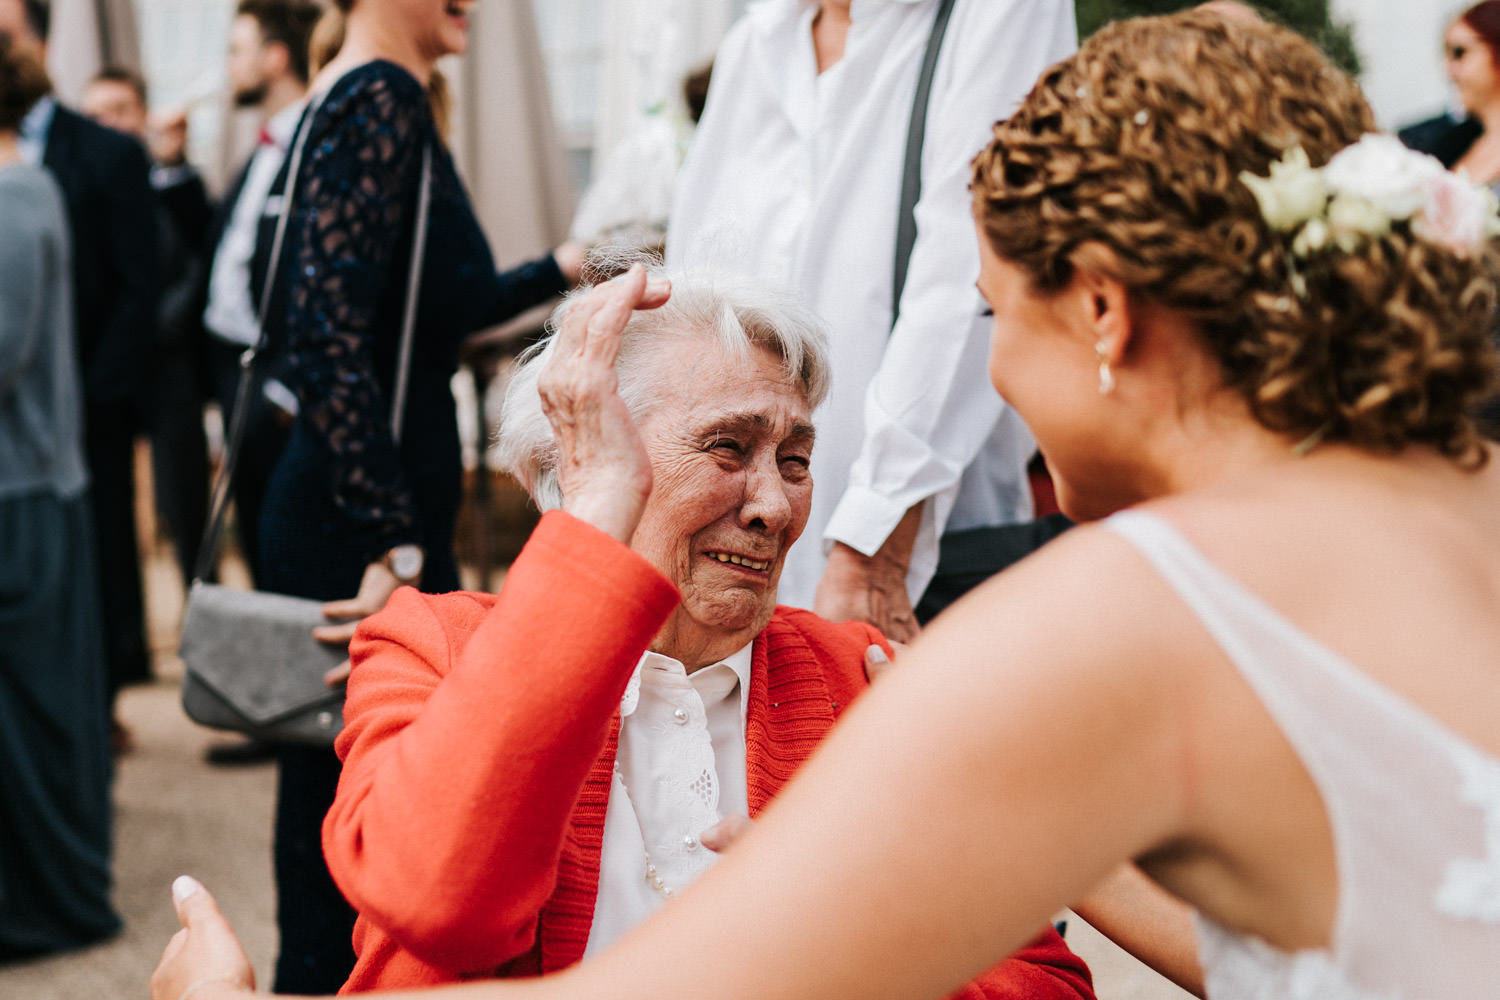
[263,99,306,151]
[621,642,755,723]
[17,94,56,164]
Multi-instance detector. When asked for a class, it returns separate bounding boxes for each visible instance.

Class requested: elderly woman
[250,0,583,989]
[236,266,1087,997]
[157,12,1500,1000]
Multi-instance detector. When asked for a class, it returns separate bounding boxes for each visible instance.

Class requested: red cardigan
[324,512,1093,998]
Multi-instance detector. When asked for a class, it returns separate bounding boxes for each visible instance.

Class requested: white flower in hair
[1241,133,1500,267]
[1326,192,1392,252]
[1416,169,1500,257]
[1322,132,1444,221]
[1239,146,1326,230]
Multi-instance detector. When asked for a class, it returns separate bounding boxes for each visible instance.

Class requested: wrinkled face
[227,15,272,107]
[631,338,815,666]
[81,79,146,138]
[1447,20,1500,116]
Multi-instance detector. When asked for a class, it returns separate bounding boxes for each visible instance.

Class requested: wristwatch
[382,544,425,584]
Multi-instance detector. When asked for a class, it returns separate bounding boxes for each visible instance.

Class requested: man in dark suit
[84,65,212,591]
[201,0,319,588]
[1,0,161,740]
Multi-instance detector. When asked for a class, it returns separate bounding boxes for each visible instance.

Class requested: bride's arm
[157,525,1201,1000]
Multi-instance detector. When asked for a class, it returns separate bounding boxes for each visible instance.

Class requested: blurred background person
[82,64,212,594]
[196,0,321,769]
[0,0,161,753]
[1400,1,1500,189]
[0,31,120,961]
[249,0,584,991]
[667,0,1076,638]
[201,0,320,595]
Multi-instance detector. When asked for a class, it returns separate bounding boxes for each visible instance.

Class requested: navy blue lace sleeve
[283,64,427,558]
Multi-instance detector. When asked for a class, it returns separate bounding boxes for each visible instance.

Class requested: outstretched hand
[150,876,256,1000]
[540,265,671,544]
[314,559,405,687]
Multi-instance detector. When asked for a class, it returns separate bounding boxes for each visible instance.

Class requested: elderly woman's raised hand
[539,265,671,543]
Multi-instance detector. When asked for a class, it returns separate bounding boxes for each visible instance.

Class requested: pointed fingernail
[172,875,202,903]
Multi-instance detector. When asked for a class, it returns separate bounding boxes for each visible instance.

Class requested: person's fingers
[700,813,755,853]
[320,596,369,619]
[324,660,352,688]
[554,275,621,358]
[638,275,671,309]
[580,266,648,367]
[171,875,220,928]
[312,620,360,646]
[864,643,895,682]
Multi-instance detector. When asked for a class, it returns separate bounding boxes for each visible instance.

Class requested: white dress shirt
[667,0,1076,605]
[17,94,55,165]
[583,644,752,958]
[203,101,305,348]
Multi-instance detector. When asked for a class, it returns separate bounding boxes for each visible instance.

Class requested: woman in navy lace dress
[254,1,582,991]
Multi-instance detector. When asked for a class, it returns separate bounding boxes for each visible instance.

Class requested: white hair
[496,264,831,511]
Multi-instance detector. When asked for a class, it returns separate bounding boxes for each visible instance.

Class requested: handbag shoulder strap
[194,102,434,581]
[391,143,433,445]
[891,0,957,330]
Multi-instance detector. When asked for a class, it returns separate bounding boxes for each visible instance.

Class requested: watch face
[392,547,423,580]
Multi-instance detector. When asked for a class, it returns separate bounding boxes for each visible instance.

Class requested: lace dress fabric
[1104,511,1500,1000]
[258,60,567,601]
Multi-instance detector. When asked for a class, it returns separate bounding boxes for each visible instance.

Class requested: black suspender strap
[891,0,958,329]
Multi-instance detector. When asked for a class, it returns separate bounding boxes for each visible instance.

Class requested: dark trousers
[915,513,1075,624]
[148,342,209,585]
[205,336,288,586]
[83,398,150,695]
[272,744,357,994]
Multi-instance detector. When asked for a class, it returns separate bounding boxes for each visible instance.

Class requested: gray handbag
[179,97,433,746]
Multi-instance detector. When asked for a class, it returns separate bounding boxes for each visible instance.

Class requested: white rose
[1322,133,1446,221]
[1291,217,1330,257]
[1412,170,1500,257]
[1240,146,1327,231]
[1326,193,1392,252]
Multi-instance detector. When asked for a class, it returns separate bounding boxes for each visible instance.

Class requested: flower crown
[1239,134,1500,270]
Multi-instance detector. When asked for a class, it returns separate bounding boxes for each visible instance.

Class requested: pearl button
[672,707,688,724]
[683,834,698,850]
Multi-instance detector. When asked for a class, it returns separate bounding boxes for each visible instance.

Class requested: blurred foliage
[1074,0,1362,76]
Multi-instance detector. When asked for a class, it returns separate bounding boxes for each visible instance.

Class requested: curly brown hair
[0,33,51,132]
[972,11,1499,466]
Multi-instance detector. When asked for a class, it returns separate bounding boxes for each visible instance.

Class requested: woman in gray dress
[0,33,120,960]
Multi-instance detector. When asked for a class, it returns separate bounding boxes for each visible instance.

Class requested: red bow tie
[257,125,275,147]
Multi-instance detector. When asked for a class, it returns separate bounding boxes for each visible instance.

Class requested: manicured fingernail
[172,875,202,903]
[867,646,889,664]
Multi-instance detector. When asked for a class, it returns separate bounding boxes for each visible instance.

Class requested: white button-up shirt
[668,0,1076,605]
[203,101,305,348]
[17,94,55,165]
[584,644,752,957]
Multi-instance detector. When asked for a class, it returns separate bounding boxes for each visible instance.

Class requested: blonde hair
[309,3,451,139]
[972,11,1498,465]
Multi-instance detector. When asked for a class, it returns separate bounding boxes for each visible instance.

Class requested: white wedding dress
[1106,511,1500,1000]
